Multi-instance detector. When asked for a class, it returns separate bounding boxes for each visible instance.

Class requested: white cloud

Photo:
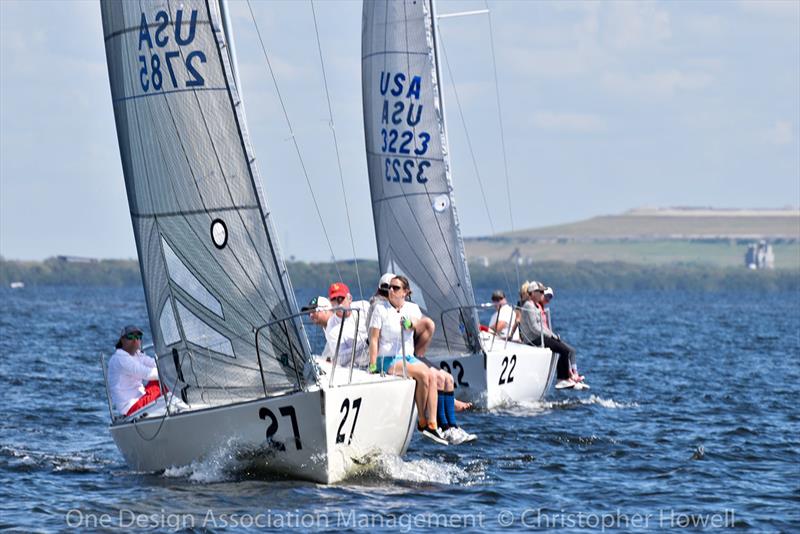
[761,120,796,146]
[505,45,607,80]
[601,69,713,98]
[738,0,800,18]
[683,13,726,38]
[532,111,607,133]
[604,1,672,50]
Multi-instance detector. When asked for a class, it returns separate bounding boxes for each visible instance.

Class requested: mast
[429,0,448,175]
[428,0,480,351]
[218,0,242,93]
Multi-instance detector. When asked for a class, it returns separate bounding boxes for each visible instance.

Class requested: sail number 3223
[378,71,432,185]
[136,9,206,92]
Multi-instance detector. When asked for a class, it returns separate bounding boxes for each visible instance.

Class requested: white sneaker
[572,381,591,390]
[455,427,477,443]
[555,378,576,389]
[443,427,466,445]
[421,426,449,445]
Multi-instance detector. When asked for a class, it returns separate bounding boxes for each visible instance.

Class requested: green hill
[499,208,799,240]
[465,208,800,269]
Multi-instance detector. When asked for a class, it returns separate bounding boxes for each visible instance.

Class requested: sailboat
[361,0,557,409]
[99,0,416,483]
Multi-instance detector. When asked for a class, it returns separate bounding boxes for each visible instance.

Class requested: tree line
[1,257,797,292]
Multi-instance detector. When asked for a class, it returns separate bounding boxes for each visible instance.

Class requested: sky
[1,0,798,261]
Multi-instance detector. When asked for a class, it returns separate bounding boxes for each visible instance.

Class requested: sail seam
[131,205,260,219]
[361,50,428,60]
[371,191,449,204]
[365,149,444,162]
[104,21,213,42]
[113,87,227,104]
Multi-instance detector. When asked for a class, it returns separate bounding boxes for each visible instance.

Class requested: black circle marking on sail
[210,218,228,249]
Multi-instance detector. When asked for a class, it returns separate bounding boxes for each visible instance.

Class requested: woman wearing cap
[364,272,394,334]
[519,283,586,389]
[367,275,452,444]
[107,326,164,416]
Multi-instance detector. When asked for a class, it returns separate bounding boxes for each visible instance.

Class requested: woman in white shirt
[368,276,447,445]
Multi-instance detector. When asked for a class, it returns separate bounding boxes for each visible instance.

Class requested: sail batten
[362,0,479,354]
[101,0,309,406]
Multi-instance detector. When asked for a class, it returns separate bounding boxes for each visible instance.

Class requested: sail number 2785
[136,9,206,93]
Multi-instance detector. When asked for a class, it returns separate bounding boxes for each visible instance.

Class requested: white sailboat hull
[110,375,416,484]
[425,338,557,410]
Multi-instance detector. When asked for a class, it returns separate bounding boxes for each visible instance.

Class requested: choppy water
[1,286,798,532]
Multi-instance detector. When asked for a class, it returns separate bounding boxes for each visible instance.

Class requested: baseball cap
[544,287,554,297]
[301,296,331,312]
[378,272,396,289]
[527,281,545,293]
[119,325,143,338]
[328,282,349,300]
[491,290,505,301]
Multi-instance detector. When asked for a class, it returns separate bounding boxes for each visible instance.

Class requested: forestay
[361,0,479,354]
[101,0,309,407]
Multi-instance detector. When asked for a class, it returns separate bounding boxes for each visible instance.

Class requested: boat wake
[495,395,638,417]
[161,439,319,484]
[346,451,485,486]
[159,442,484,487]
[0,444,113,474]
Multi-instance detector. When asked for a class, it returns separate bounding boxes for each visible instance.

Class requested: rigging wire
[484,0,520,289]
[245,0,343,283]
[309,0,364,300]
[438,35,513,297]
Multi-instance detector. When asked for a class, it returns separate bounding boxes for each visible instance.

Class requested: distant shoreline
[1,257,797,292]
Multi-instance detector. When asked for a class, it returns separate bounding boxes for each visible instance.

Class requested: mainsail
[361,0,479,354]
[101,0,309,406]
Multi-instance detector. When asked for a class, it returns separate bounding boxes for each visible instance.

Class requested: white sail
[361,0,479,355]
[101,0,310,406]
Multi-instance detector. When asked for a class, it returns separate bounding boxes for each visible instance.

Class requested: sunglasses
[491,297,502,302]
[330,296,346,304]
[124,333,143,340]
[389,285,405,292]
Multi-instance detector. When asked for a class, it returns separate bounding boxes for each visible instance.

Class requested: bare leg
[425,368,438,425]
[436,368,454,392]
[444,370,454,392]
[435,366,466,409]
[413,379,427,426]
[413,317,435,357]
[390,361,436,427]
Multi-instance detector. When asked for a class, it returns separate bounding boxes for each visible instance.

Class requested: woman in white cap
[107,325,163,416]
[519,282,587,389]
[367,275,450,444]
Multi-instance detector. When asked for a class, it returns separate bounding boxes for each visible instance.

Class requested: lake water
[1,286,798,532]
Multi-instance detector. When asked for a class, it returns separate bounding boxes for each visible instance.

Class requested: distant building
[745,240,774,269]
[56,255,98,263]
